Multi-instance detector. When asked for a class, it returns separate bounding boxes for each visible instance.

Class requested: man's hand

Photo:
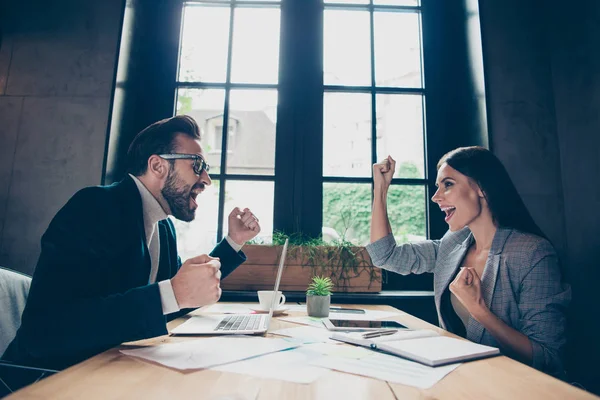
[171,254,222,309]
[228,207,261,245]
[449,267,487,321]
[373,155,395,192]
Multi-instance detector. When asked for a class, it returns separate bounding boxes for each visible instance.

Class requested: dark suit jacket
[2,176,246,370]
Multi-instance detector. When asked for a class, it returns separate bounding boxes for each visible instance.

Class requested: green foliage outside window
[323,162,426,245]
[178,93,193,115]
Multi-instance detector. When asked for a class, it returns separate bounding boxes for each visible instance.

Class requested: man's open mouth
[190,189,201,208]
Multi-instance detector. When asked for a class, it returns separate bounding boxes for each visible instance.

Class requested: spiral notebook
[331,330,500,367]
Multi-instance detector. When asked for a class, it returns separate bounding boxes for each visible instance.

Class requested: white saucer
[250,306,289,316]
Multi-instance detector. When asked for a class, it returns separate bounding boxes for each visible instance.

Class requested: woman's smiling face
[431,163,485,231]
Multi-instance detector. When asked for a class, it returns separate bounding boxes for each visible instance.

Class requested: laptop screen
[268,238,288,317]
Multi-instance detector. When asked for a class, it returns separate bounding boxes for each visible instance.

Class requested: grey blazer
[366,227,571,377]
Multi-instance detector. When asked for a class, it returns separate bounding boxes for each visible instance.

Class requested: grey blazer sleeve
[518,241,571,375]
[366,233,440,275]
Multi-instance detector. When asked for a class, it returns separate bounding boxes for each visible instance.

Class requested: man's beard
[161,169,196,222]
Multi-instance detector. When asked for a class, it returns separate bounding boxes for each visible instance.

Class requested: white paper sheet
[279,316,327,328]
[120,336,300,370]
[285,304,308,312]
[211,346,329,384]
[272,326,339,344]
[302,342,372,359]
[201,303,255,314]
[311,352,460,389]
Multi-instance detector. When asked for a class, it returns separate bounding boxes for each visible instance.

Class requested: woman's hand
[373,155,396,192]
[450,267,534,365]
[449,267,488,321]
[370,156,395,241]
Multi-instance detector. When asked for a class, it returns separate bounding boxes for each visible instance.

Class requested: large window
[105,0,488,293]
[172,0,429,261]
[172,2,281,254]
[322,1,426,246]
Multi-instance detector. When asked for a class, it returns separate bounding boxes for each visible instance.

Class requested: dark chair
[0,267,57,397]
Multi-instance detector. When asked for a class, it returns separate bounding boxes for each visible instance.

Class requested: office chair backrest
[0,268,57,397]
[0,267,31,357]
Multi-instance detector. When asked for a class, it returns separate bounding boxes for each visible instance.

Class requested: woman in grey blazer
[367,146,571,378]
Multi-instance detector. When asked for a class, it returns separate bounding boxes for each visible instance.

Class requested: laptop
[171,238,289,335]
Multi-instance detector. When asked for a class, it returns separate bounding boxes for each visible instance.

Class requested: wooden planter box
[221,244,382,293]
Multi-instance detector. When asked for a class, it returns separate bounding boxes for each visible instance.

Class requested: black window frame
[318,2,429,250]
[175,0,282,241]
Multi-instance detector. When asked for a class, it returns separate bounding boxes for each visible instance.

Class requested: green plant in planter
[306,276,334,296]
[272,231,382,292]
[306,276,333,317]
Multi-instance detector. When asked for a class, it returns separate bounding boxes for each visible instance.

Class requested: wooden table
[6,304,597,399]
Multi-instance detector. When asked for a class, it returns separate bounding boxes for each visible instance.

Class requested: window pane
[179,5,230,83]
[223,181,274,243]
[323,92,372,177]
[324,10,371,86]
[374,12,422,88]
[230,8,281,84]
[323,183,372,245]
[171,180,221,260]
[387,184,426,243]
[323,183,426,248]
[375,94,424,178]
[226,89,278,176]
[176,88,225,174]
[374,0,420,5]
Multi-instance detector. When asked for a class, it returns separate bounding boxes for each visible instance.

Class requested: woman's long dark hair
[438,146,546,239]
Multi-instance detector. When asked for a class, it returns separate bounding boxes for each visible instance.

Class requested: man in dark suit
[1,115,260,372]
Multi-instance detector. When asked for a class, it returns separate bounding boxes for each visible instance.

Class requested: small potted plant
[306,275,333,318]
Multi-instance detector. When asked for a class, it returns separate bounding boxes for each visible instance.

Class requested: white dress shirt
[129,174,243,315]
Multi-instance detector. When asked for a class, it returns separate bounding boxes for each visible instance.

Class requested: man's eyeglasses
[158,154,210,176]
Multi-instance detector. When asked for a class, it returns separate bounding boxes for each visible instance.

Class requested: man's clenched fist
[171,254,222,309]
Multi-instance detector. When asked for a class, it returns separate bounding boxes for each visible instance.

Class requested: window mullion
[274,0,323,239]
[216,4,237,242]
[369,1,377,190]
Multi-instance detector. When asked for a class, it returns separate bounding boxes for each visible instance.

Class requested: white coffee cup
[257,290,286,311]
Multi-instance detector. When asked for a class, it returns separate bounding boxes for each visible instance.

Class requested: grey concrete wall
[479,0,567,257]
[480,0,600,392]
[0,0,124,275]
[548,1,600,392]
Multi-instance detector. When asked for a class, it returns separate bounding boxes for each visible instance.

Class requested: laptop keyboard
[215,314,263,332]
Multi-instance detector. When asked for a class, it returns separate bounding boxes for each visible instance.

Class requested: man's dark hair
[126,115,201,176]
[438,146,546,239]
